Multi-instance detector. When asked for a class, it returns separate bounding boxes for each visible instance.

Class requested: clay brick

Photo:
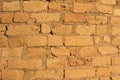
[3,1,20,11]
[112,57,120,65]
[92,57,111,66]
[112,27,120,35]
[25,69,63,80]
[48,35,63,46]
[74,2,95,13]
[14,12,30,22]
[100,77,110,80]
[25,48,46,58]
[64,13,86,22]
[31,13,60,22]
[65,69,95,79]
[111,17,120,25]
[0,13,14,23]
[8,59,42,69]
[103,36,111,43]
[0,24,6,35]
[41,24,51,33]
[6,24,40,35]
[75,25,95,35]
[112,76,120,80]
[51,47,69,56]
[52,24,72,35]
[2,70,24,80]
[112,36,120,45]
[97,25,108,35]
[49,1,71,12]
[24,35,47,47]
[79,47,97,57]
[96,3,113,14]
[0,60,6,70]
[0,36,8,47]
[65,36,93,46]
[98,46,118,55]
[23,1,48,12]
[114,8,120,16]
[112,66,120,74]
[68,47,79,55]
[101,0,116,5]
[47,57,66,69]
[96,67,111,76]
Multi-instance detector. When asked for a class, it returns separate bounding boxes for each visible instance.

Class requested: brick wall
[0,0,120,80]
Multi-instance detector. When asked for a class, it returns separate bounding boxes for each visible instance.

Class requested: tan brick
[100,77,110,80]
[65,69,95,79]
[112,36,120,45]
[64,13,86,22]
[23,1,48,12]
[25,69,63,80]
[25,48,46,58]
[111,17,120,25]
[0,24,6,35]
[92,57,111,66]
[112,27,120,35]
[0,36,8,47]
[68,47,79,55]
[75,25,95,35]
[96,3,113,14]
[47,57,66,69]
[112,76,120,80]
[8,59,42,69]
[0,60,6,70]
[96,67,111,76]
[101,0,116,4]
[65,36,93,46]
[98,46,118,55]
[24,35,47,47]
[3,1,20,11]
[97,25,108,35]
[14,12,30,22]
[6,24,40,35]
[31,13,60,22]
[52,24,72,35]
[114,8,120,16]
[48,35,63,46]
[112,57,120,65]
[49,1,71,12]
[74,2,95,13]
[103,36,111,43]
[41,24,51,33]
[79,47,97,57]
[2,70,24,80]
[8,37,24,47]
[0,13,14,23]
[51,47,69,56]
[112,66,120,74]
[2,47,23,57]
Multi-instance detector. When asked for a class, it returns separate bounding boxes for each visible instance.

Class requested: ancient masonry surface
[1,0,120,80]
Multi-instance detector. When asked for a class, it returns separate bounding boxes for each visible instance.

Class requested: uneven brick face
[41,24,51,33]
[112,26,120,35]
[0,24,6,35]
[65,36,93,46]
[112,36,120,45]
[100,0,116,5]
[23,1,48,12]
[112,66,120,74]
[112,57,120,65]
[97,25,108,35]
[112,76,120,80]
[0,36,8,47]
[111,17,120,25]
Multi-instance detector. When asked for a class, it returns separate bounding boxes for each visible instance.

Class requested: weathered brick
[2,70,24,80]
[100,77,110,80]
[112,36,120,45]
[3,1,20,11]
[74,2,95,13]
[92,57,111,66]
[101,0,116,5]
[14,12,30,22]
[111,17,120,25]
[96,3,113,14]
[24,35,47,47]
[41,24,51,34]
[75,25,95,35]
[6,24,40,35]
[79,47,97,57]
[112,76,120,80]
[96,67,111,76]
[97,25,108,35]
[112,66,120,74]
[31,13,60,22]
[112,27,120,35]
[0,13,14,23]
[103,36,111,43]
[51,47,69,56]
[64,13,86,22]
[0,60,6,70]
[0,36,8,47]
[65,69,95,79]
[52,24,72,35]
[25,48,46,58]
[8,59,42,69]
[25,69,63,80]
[0,24,6,35]
[65,36,93,46]
[98,46,118,55]
[2,47,23,57]
[48,35,63,46]
[112,57,120,65]
[49,1,71,12]
[23,1,48,12]
[47,57,66,69]
[114,8,120,16]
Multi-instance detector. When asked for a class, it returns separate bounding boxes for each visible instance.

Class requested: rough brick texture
[0,0,119,80]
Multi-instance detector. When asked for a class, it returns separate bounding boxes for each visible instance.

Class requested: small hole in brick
[50,31,53,35]
[46,0,51,2]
